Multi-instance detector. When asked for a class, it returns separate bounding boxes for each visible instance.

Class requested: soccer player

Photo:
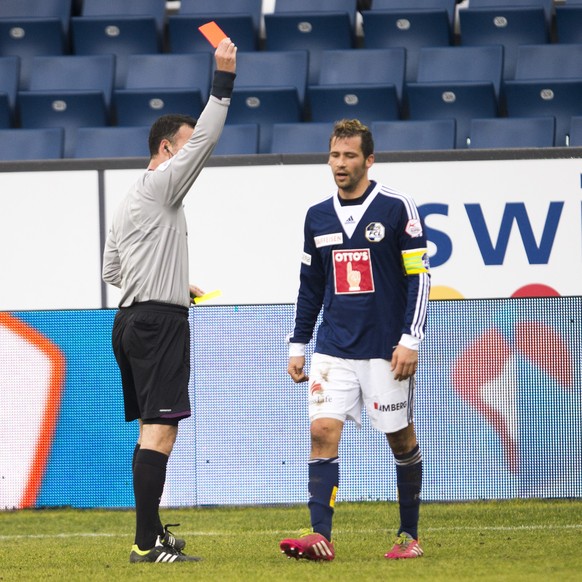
[102,38,237,563]
[279,119,430,561]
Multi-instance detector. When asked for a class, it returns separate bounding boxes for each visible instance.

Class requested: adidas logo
[345,215,355,224]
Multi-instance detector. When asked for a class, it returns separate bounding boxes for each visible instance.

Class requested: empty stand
[459,7,549,79]
[570,117,582,147]
[273,0,358,27]
[503,44,582,145]
[406,45,503,148]
[168,15,257,54]
[270,122,333,154]
[178,0,262,32]
[469,117,555,149]
[366,0,457,27]
[0,127,64,160]
[114,53,211,126]
[73,126,150,158]
[555,6,582,44]
[212,124,259,156]
[80,0,167,34]
[0,56,19,128]
[371,119,456,151]
[467,0,553,23]
[0,0,72,32]
[361,9,452,82]
[0,19,67,90]
[264,13,354,85]
[71,17,160,88]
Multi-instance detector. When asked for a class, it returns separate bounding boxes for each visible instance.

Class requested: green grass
[1,499,581,581]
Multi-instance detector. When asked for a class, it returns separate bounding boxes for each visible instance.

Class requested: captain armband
[401,248,430,275]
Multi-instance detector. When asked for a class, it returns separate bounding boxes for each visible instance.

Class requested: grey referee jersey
[102,95,230,308]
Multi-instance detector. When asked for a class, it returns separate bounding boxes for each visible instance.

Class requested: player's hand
[215,37,237,73]
[288,356,309,383]
[390,344,418,381]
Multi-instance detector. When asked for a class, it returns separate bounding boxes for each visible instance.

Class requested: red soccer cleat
[384,533,423,559]
[280,532,335,561]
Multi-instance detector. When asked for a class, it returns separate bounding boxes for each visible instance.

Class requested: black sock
[132,443,164,537]
[308,457,339,542]
[394,445,422,540]
[133,448,168,550]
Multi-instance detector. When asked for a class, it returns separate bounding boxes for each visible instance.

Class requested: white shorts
[308,353,415,434]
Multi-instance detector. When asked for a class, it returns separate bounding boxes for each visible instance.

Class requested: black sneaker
[129,536,201,563]
[161,523,186,552]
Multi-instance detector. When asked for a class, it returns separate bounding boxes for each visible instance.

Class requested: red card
[198,21,228,48]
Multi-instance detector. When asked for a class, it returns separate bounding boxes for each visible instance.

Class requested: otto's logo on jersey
[332,249,375,294]
[365,222,385,243]
[405,219,423,238]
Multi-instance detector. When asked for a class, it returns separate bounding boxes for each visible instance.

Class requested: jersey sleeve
[398,201,431,347]
[289,211,326,346]
[102,226,122,288]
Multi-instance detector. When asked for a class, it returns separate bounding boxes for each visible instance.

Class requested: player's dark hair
[330,119,374,158]
[148,114,197,156]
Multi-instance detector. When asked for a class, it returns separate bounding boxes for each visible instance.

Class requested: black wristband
[211,70,236,99]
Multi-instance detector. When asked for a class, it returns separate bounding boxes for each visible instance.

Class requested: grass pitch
[1,499,581,581]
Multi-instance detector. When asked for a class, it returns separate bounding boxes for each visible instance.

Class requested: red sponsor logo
[332,249,375,294]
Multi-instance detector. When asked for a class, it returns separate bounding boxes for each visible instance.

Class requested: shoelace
[298,528,314,538]
[394,533,413,546]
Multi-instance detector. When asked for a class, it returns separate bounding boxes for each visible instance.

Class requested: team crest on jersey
[365,222,385,242]
[405,219,423,238]
[332,249,375,294]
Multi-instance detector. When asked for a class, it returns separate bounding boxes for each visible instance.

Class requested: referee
[102,38,237,563]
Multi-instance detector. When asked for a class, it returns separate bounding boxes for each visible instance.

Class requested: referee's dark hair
[330,119,374,159]
[148,114,198,156]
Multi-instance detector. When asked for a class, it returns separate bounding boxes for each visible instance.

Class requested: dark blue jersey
[290,181,430,360]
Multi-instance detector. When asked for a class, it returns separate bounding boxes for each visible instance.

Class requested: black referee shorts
[112,301,191,423]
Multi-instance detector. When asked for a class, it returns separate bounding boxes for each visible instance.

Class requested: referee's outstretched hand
[215,37,237,74]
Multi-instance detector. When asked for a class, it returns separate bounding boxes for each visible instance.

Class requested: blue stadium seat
[0,0,72,32]
[113,53,211,127]
[467,0,553,24]
[273,0,358,27]
[212,124,259,156]
[71,17,160,88]
[178,0,262,32]
[270,122,333,154]
[503,44,582,145]
[371,119,456,151]
[555,6,582,44]
[264,13,354,85]
[168,15,257,54]
[406,45,503,148]
[18,55,115,156]
[0,19,67,90]
[73,126,150,158]
[80,0,167,34]
[469,117,555,149]
[570,116,582,147]
[459,7,549,79]
[0,127,64,160]
[366,0,457,27]
[361,9,452,82]
[0,56,19,128]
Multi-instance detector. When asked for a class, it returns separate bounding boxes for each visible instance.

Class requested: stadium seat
[168,15,257,54]
[73,126,150,158]
[371,119,456,151]
[0,56,19,128]
[570,117,582,147]
[18,55,115,157]
[212,124,259,156]
[273,0,358,27]
[264,13,354,85]
[0,127,64,160]
[0,19,67,90]
[468,117,555,149]
[227,51,309,153]
[113,53,211,126]
[361,9,452,82]
[0,0,72,32]
[80,0,167,35]
[459,7,549,79]
[503,44,582,145]
[270,122,333,154]
[406,45,503,148]
[467,0,553,24]
[366,0,457,27]
[555,6,582,44]
[178,0,262,33]
[307,49,405,125]
[71,17,160,88]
